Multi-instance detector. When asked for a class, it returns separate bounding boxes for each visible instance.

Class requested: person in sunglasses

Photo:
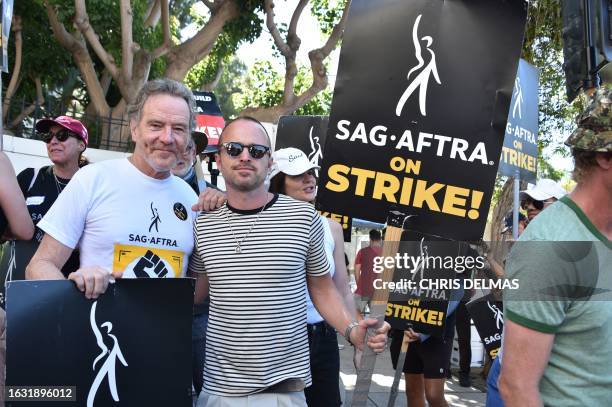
[189,117,389,407]
[519,178,566,222]
[268,147,360,407]
[0,116,88,308]
[26,79,200,298]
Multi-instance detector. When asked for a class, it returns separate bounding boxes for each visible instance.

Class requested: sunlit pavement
[338,335,486,407]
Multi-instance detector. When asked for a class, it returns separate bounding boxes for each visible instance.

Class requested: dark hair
[369,229,382,241]
[78,154,90,168]
[219,116,271,147]
[268,172,286,194]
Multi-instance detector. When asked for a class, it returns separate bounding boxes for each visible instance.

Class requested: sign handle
[513,169,520,240]
[387,329,411,407]
[350,211,407,407]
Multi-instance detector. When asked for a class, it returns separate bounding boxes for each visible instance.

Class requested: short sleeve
[355,248,364,265]
[37,168,91,249]
[306,209,331,277]
[503,240,594,334]
[188,219,206,275]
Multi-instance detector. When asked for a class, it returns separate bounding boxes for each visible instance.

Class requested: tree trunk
[3,15,23,120]
[97,100,130,151]
[489,177,527,262]
[8,77,44,130]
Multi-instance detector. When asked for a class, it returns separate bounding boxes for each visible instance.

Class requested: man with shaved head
[190,116,390,406]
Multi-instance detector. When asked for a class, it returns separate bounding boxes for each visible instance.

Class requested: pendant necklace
[225,203,267,253]
[53,167,68,195]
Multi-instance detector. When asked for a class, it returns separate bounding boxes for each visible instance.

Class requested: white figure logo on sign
[396,14,442,117]
[512,77,523,120]
[308,126,323,177]
[487,301,504,330]
[87,301,128,407]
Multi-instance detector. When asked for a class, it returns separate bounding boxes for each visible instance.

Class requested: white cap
[270,147,320,178]
[519,179,566,201]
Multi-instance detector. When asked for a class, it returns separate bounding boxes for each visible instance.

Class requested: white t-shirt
[39,158,198,278]
[306,216,336,324]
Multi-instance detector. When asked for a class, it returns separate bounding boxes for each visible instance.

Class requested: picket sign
[351,212,404,406]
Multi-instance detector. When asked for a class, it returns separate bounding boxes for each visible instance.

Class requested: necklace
[225,203,267,253]
[52,169,68,195]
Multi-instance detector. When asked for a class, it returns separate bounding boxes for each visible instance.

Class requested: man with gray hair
[27,78,201,297]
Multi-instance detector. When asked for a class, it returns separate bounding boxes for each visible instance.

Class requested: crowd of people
[0,78,609,407]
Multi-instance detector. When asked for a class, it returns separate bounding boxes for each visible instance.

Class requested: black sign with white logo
[466,293,504,360]
[498,59,539,183]
[385,231,462,337]
[276,115,353,241]
[5,279,194,406]
[173,202,188,221]
[316,0,527,241]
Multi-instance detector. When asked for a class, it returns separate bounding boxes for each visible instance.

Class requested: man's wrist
[344,321,359,346]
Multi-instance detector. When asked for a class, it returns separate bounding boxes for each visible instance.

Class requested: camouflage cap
[565,87,612,152]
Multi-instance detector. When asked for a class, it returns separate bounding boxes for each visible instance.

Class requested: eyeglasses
[520,197,555,210]
[41,129,78,144]
[221,142,270,159]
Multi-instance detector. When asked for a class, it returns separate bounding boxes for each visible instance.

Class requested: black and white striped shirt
[189,194,331,396]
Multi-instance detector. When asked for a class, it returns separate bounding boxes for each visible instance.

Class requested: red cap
[35,116,89,146]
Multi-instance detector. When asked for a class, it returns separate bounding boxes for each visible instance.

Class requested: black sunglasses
[221,142,270,159]
[520,197,544,210]
[41,129,78,144]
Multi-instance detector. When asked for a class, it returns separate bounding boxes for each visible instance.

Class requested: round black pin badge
[174,203,188,221]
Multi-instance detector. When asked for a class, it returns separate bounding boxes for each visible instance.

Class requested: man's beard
[225,171,267,192]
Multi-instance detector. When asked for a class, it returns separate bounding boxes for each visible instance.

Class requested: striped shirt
[189,194,331,396]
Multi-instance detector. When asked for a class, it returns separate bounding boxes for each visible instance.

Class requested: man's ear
[129,119,138,143]
[268,155,274,171]
[595,152,612,170]
[79,140,86,153]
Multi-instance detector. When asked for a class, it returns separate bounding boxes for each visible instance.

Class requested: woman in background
[269,147,358,407]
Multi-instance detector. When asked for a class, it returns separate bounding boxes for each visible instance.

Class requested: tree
[39,0,263,147]
[236,60,333,118]
[2,1,76,134]
[238,0,348,122]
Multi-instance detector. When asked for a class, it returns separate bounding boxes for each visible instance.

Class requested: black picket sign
[466,293,504,360]
[6,279,194,407]
[276,115,353,241]
[316,0,528,241]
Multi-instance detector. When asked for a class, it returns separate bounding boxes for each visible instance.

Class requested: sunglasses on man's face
[221,142,270,159]
[41,129,78,144]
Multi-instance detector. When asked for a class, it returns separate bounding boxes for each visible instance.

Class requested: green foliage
[236,60,332,117]
[310,0,345,36]
[184,56,247,117]
[522,0,582,152]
